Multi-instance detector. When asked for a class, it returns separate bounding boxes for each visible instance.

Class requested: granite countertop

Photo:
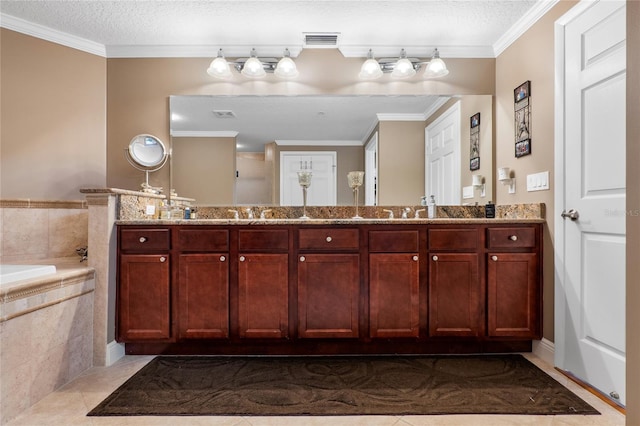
[116,217,545,225]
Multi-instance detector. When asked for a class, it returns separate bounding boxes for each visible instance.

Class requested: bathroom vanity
[116,219,543,355]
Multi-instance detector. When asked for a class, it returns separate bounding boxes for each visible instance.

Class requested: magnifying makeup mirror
[125,134,168,193]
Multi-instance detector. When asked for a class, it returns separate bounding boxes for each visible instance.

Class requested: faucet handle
[382,209,394,219]
[260,209,272,219]
[414,209,426,219]
[228,209,239,220]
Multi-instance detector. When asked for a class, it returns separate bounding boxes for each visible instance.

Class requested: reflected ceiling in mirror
[170,95,447,152]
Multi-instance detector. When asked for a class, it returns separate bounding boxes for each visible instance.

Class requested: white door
[364,132,378,206]
[555,0,626,406]
[280,151,337,206]
[425,102,460,205]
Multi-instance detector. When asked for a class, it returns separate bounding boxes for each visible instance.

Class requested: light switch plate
[526,171,550,192]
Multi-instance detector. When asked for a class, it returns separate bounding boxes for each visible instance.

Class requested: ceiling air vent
[212,110,236,118]
[303,32,340,48]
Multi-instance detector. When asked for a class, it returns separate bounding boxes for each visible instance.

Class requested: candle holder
[347,171,365,219]
[297,171,312,219]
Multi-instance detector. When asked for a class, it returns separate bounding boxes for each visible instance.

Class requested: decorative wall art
[514,80,531,157]
[470,112,480,171]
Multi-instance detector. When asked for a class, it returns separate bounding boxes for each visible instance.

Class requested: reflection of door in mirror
[364,132,378,206]
[236,153,270,205]
[280,152,337,206]
[425,102,461,205]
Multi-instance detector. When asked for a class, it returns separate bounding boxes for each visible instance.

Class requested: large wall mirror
[169,95,493,206]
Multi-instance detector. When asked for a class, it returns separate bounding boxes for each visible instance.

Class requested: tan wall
[378,121,425,205]
[106,50,495,193]
[171,136,236,205]
[236,153,270,205]
[0,29,106,200]
[495,1,577,342]
[627,0,640,422]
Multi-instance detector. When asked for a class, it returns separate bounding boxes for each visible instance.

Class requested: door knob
[561,209,579,221]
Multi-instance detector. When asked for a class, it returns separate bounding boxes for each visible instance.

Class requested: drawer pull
[159,256,166,262]
[139,237,147,243]
[300,256,306,262]
[413,255,419,261]
[492,255,498,261]
[432,255,438,261]
[326,236,332,243]
[239,256,245,262]
[220,255,226,262]
[509,235,518,241]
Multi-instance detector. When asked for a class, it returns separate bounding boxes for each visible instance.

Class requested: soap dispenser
[427,195,436,219]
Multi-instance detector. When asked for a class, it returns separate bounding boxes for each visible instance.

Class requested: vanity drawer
[428,228,478,251]
[177,229,229,252]
[299,228,359,251]
[487,227,536,249]
[369,230,419,252]
[120,228,170,251]
[239,229,289,251]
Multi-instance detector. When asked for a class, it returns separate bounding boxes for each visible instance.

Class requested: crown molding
[423,96,454,119]
[376,113,427,122]
[0,13,106,57]
[493,0,560,56]
[170,130,239,138]
[275,140,363,146]
[107,45,303,59]
[339,45,495,59]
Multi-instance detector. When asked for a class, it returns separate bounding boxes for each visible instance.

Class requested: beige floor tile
[243,416,401,426]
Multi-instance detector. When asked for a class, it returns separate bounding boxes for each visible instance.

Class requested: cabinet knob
[159,256,166,262]
[326,236,332,243]
[239,256,245,262]
[139,236,147,243]
[492,255,498,261]
[432,255,438,261]
[220,255,226,262]
[509,235,518,241]
[300,256,306,262]
[412,255,419,261]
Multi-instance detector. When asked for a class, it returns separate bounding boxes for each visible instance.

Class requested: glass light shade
[424,58,449,78]
[359,58,383,80]
[207,57,232,79]
[391,57,416,78]
[274,56,299,78]
[241,56,266,78]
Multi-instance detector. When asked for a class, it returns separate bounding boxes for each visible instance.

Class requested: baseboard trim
[532,338,555,366]
[106,341,125,366]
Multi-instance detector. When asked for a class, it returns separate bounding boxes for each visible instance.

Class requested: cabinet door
[178,254,229,339]
[487,253,540,338]
[238,254,289,339]
[118,254,170,341]
[297,254,359,338]
[369,253,420,338]
[428,253,480,336]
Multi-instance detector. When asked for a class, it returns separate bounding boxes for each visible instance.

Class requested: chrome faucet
[228,209,239,220]
[401,207,412,219]
[382,209,394,219]
[245,208,254,219]
[260,209,272,219]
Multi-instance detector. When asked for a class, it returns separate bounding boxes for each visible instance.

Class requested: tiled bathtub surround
[0,259,95,426]
[0,199,88,264]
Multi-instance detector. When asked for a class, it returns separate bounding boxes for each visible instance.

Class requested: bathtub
[0,264,57,285]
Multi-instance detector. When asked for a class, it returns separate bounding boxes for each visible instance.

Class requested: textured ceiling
[0,0,543,57]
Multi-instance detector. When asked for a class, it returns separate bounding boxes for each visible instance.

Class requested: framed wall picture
[514,81,531,157]
[469,112,480,170]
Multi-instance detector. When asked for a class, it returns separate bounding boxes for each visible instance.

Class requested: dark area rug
[88,354,599,416]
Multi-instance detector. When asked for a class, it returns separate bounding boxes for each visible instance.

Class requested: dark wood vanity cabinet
[116,221,542,354]
[297,228,360,338]
[368,230,420,338]
[117,229,171,341]
[486,227,541,338]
